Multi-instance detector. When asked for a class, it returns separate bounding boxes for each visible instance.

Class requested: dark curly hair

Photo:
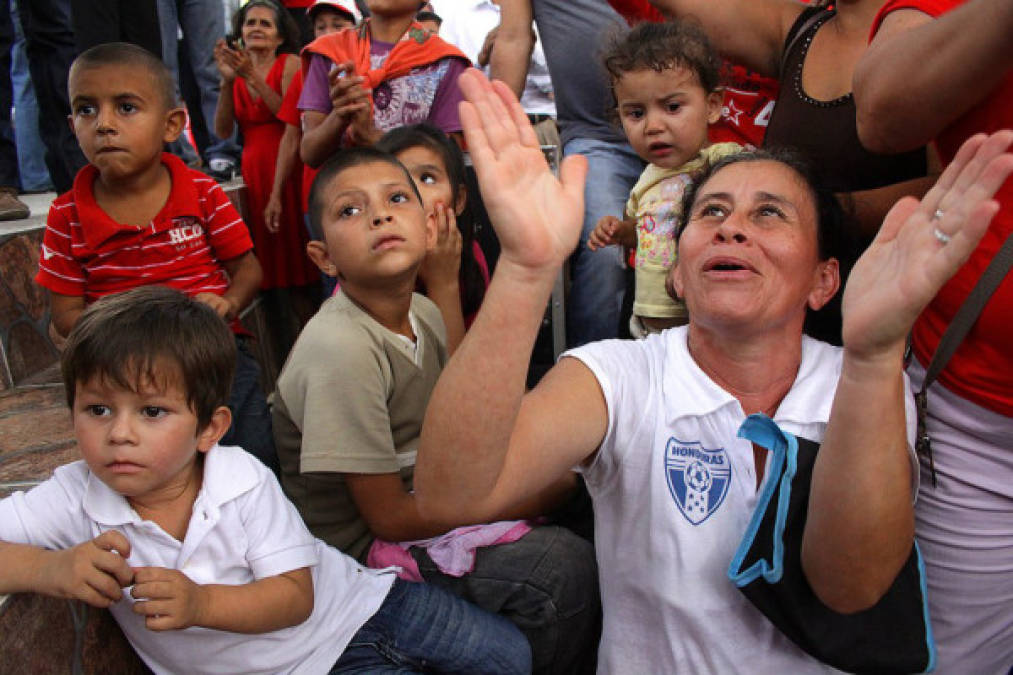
[603,20,722,94]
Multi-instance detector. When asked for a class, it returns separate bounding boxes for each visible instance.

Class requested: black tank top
[763,7,927,192]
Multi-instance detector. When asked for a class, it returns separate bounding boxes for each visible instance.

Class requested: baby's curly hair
[603,20,722,94]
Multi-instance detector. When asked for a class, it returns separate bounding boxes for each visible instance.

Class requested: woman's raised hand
[458,68,586,274]
[842,130,1013,361]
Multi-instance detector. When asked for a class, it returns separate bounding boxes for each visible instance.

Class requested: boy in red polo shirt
[35,42,277,472]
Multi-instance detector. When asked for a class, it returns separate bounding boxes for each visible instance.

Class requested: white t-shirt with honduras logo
[566,326,917,674]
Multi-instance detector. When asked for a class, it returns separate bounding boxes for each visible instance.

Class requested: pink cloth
[367,520,532,581]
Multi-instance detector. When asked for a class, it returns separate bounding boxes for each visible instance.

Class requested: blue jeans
[221,336,277,474]
[330,578,531,674]
[18,0,87,193]
[157,0,240,163]
[563,137,644,347]
[11,0,51,192]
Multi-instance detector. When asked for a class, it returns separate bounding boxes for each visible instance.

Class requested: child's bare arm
[50,292,86,338]
[195,251,262,321]
[345,473,458,541]
[0,531,134,607]
[130,566,313,633]
[418,203,465,354]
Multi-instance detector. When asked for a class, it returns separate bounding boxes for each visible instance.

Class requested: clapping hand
[842,130,1013,362]
[214,39,251,82]
[327,62,373,138]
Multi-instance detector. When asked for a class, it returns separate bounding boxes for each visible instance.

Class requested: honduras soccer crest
[665,437,731,525]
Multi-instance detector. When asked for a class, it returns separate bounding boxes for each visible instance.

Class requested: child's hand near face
[38,530,134,608]
[588,215,635,251]
[131,567,209,631]
[419,202,463,291]
[419,202,465,354]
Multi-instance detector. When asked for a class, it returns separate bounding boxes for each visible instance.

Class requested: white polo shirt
[566,327,916,674]
[0,445,395,675]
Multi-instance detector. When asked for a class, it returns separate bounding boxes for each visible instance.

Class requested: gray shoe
[0,187,30,221]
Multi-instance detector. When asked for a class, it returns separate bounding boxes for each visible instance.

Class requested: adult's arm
[213,39,238,139]
[803,131,1013,612]
[266,124,301,232]
[854,0,1013,154]
[345,470,576,542]
[235,53,296,116]
[214,78,237,141]
[416,70,607,527]
[488,0,534,99]
[845,158,940,240]
[648,0,803,77]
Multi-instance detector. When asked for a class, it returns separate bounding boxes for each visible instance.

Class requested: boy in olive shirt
[272,148,599,673]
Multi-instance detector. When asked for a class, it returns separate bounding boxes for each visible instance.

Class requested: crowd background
[4,0,1010,672]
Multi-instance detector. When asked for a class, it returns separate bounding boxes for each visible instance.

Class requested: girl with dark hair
[376,124,489,352]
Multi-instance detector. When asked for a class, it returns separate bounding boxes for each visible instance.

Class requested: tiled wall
[0,229,60,391]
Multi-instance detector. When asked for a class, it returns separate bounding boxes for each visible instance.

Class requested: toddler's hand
[418,202,463,291]
[589,215,636,250]
[194,292,237,320]
[131,567,208,631]
[588,215,622,250]
[38,530,133,608]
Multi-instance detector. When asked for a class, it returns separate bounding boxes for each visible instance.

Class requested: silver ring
[933,208,945,221]
[932,227,951,245]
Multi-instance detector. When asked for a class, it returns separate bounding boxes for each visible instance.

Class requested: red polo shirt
[36,153,254,306]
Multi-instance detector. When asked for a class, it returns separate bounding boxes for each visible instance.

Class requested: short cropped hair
[603,21,722,94]
[62,286,237,429]
[71,42,178,109]
[307,147,423,240]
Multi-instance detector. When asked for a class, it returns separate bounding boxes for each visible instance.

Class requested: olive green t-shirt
[273,290,448,562]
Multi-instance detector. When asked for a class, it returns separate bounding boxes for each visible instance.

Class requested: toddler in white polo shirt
[0,286,529,674]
